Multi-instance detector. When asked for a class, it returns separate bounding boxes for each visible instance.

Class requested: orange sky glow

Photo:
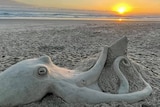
[13,0,160,15]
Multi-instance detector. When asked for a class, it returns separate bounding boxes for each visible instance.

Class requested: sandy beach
[0,19,160,107]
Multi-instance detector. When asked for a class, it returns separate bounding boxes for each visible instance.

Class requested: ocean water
[0,9,111,19]
[0,9,160,21]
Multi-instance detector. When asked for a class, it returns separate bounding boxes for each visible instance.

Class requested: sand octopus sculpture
[0,37,152,107]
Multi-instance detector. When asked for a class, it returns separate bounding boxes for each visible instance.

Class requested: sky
[0,0,29,8]
[1,0,160,15]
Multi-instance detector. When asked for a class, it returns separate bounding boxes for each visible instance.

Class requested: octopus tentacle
[74,46,108,87]
[113,56,130,94]
[52,72,152,104]
[52,55,152,104]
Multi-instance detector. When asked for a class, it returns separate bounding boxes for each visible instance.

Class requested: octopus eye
[38,67,48,76]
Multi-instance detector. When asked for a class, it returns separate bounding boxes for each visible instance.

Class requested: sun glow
[112,3,132,15]
[118,7,125,14]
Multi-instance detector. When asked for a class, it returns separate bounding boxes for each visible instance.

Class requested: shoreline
[0,18,160,29]
[0,17,160,22]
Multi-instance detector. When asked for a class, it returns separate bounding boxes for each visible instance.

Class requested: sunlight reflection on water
[0,17,160,22]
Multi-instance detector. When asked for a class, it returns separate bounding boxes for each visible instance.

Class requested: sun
[112,3,132,15]
[118,7,126,14]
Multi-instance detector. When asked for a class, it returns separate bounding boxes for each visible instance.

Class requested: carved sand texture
[0,37,152,106]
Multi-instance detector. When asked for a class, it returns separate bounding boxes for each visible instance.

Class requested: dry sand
[0,19,160,107]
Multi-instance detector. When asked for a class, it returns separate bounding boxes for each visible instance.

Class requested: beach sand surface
[0,19,160,107]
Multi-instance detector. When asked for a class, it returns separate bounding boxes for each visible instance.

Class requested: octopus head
[0,55,55,106]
